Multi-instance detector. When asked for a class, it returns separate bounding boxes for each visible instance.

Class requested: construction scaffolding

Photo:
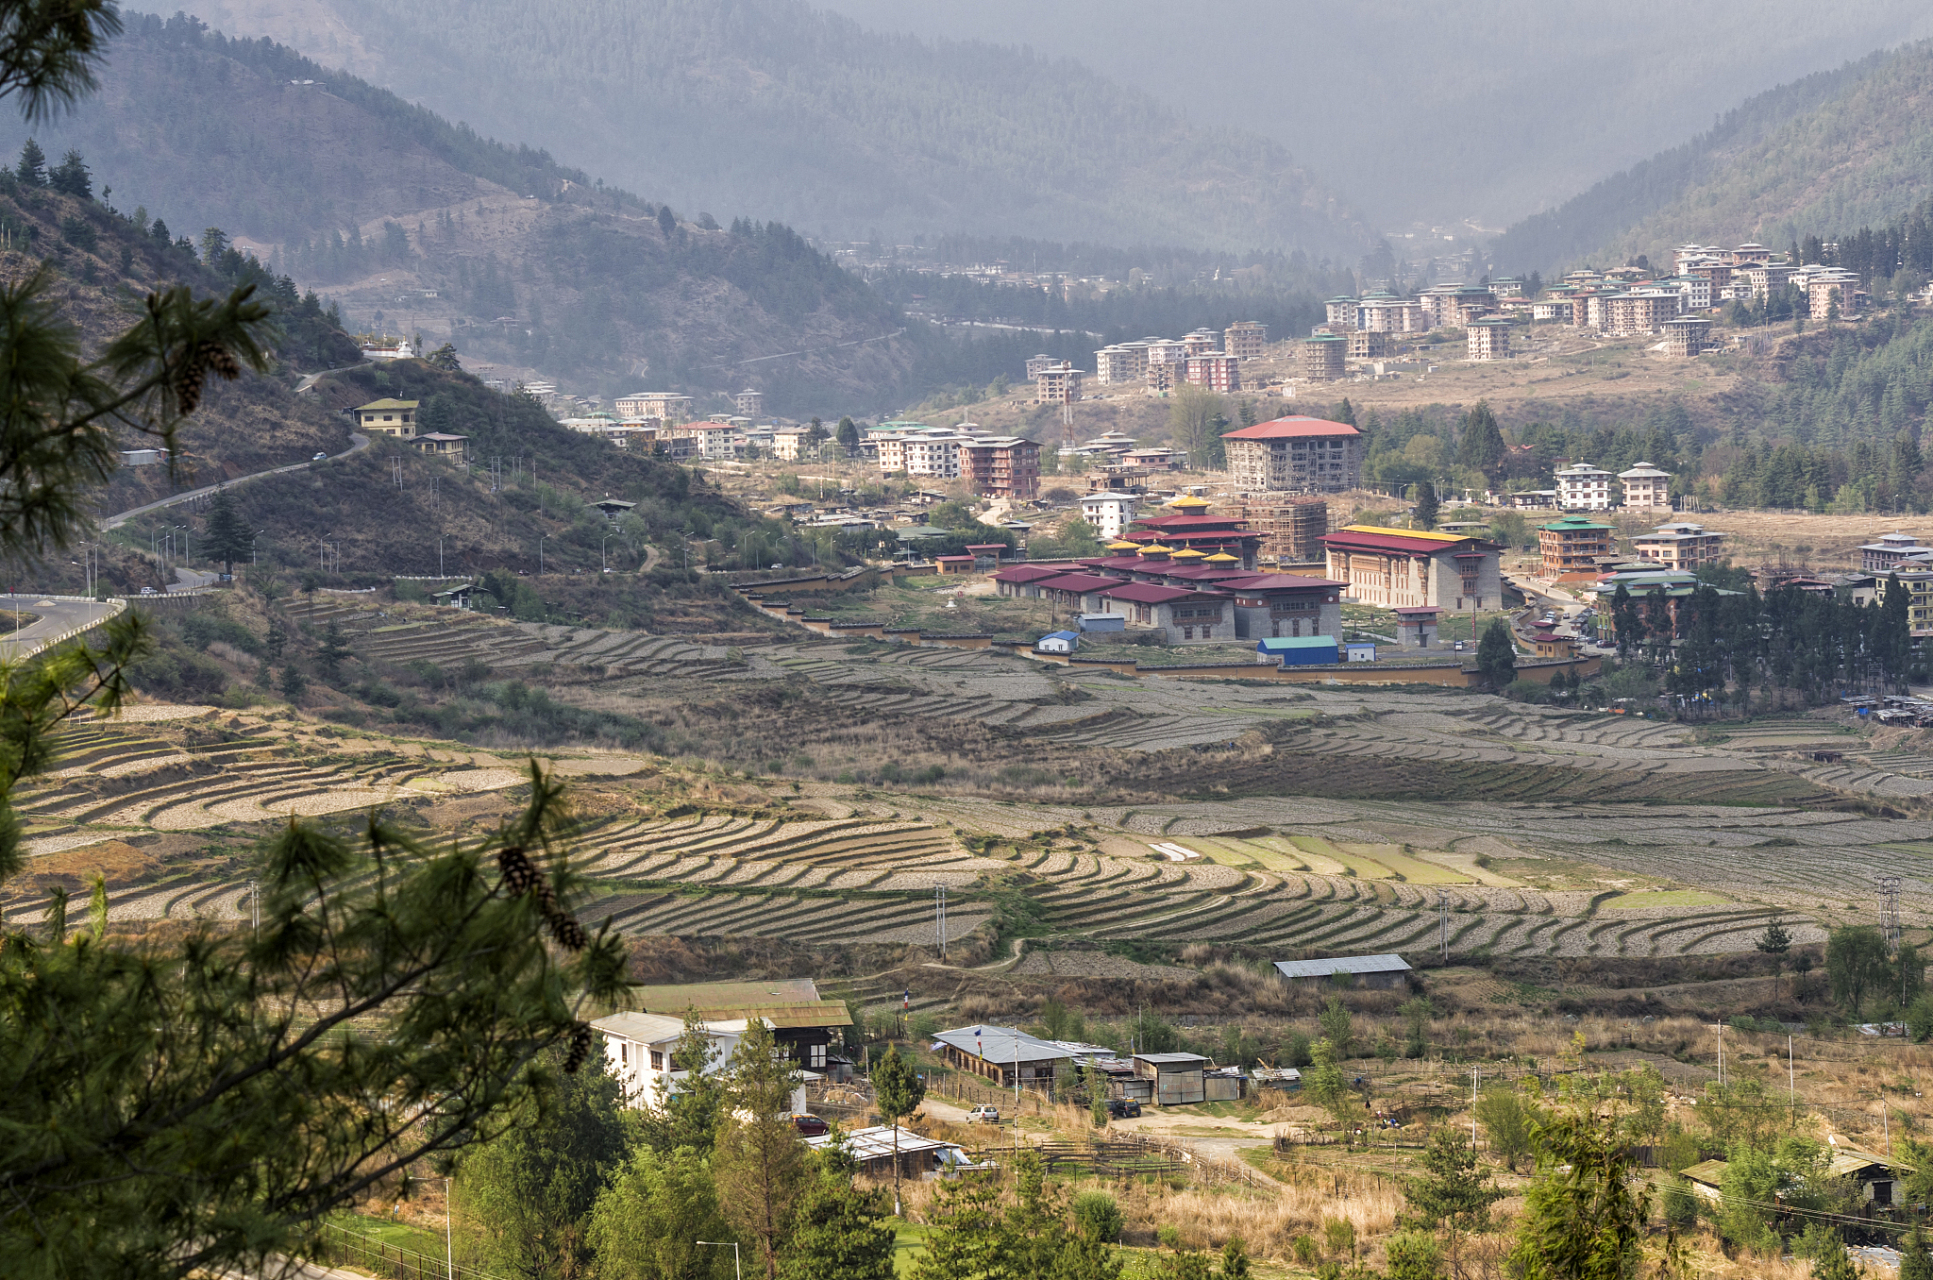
[1234,495,1329,565]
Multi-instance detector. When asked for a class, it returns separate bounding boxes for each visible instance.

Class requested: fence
[313,1223,506,1280]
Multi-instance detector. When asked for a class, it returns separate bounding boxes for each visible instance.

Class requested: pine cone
[174,362,204,414]
[564,1022,592,1073]
[204,341,241,381]
[498,845,541,895]
[547,913,587,952]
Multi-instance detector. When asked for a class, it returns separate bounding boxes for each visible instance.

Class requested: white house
[1079,493,1138,539]
[1555,462,1614,511]
[592,1011,747,1110]
[1617,462,1672,511]
[1036,630,1079,654]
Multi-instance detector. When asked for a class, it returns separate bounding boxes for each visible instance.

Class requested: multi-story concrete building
[1025,353,1057,379]
[1323,297,1359,332]
[616,392,694,424]
[1184,352,1241,393]
[1349,330,1390,360]
[1299,333,1347,382]
[1358,294,1429,333]
[1598,291,1682,336]
[1224,321,1268,360]
[1232,495,1329,564]
[1094,344,1149,385]
[350,398,419,439]
[1222,416,1362,493]
[1617,462,1673,510]
[1181,328,1219,356]
[1731,242,1774,267]
[1418,283,1497,328]
[1555,462,1615,511]
[960,436,1040,499]
[733,388,764,418]
[673,422,739,460]
[1035,362,1083,404]
[1796,267,1861,320]
[1322,525,1502,611]
[1467,318,1511,361]
[1858,533,1933,574]
[1662,316,1712,357]
[1538,515,1615,578]
[1631,521,1727,570]
[1079,492,1139,539]
[899,432,963,479]
[1739,261,1795,298]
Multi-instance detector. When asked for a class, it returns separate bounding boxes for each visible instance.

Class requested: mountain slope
[0,15,916,410]
[164,0,1376,256]
[1495,39,1933,274]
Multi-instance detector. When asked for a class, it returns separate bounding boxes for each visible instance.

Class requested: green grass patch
[1284,835,1353,877]
[1599,890,1729,910]
[333,1211,448,1258]
[891,1223,931,1276]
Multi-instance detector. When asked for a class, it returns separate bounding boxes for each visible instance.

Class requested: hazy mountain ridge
[168,0,1378,256]
[1495,39,1933,274]
[3,15,918,410]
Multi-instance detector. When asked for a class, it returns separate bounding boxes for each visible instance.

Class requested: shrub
[1072,1192,1122,1243]
[1279,1030,1313,1068]
[1662,1177,1698,1230]
[1385,1230,1443,1280]
[1321,1216,1356,1258]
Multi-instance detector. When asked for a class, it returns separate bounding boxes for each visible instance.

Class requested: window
[1183,626,1194,640]
[809,1043,827,1069]
[650,1050,664,1071]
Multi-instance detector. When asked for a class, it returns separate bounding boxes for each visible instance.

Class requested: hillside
[162,0,1375,257]
[1495,39,1933,274]
[0,14,917,411]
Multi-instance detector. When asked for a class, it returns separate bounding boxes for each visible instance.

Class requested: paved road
[0,593,124,661]
[101,433,370,531]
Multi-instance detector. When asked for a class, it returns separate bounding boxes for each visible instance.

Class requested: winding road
[0,594,126,661]
[101,433,369,531]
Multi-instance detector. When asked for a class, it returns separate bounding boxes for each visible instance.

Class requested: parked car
[966,1103,1000,1124]
[788,1113,829,1137]
[1104,1098,1141,1119]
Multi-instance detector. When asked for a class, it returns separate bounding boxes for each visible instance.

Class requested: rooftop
[354,398,419,411]
[1221,416,1362,441]
[934,1025,1072,1063]
[1272,953,1413,980]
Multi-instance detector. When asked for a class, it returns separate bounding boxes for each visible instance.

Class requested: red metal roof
[1077,556,1149,572]
[1099,583,1199,604]
[1221,416,1362,441]
[991,565,1064,583]
[1220,574,1346,591]
[1034,573,1124,592]
[1322,529,1481,556]
[1133,515,1251,530]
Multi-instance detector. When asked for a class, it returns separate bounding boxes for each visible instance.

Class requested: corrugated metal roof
[805,1125,962,1162]
[1222,417,1363,440]
[1272,954,1413,979]
[935,1025,1072,1063]
[1134,1053,1210,1066]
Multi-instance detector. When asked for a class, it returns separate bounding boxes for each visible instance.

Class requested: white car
[312,451,328,461]
[966,1103,1000,1124]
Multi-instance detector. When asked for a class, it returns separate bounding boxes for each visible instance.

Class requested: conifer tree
[46,147,87,198]
[14,137,43,187]
[201,487,251,575]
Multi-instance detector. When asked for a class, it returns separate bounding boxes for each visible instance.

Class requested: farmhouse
[935,1025,1073,1088]
[1273,954,1413,990]
[591,1011,746,1109]
[629,977,852,1071]
[1323,526,1501,611]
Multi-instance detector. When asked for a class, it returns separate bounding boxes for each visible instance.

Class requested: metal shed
[1272,954,1413,990]
[1133,1052,1210,1105]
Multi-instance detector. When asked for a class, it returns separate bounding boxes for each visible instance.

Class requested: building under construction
[1234,495,1330,564]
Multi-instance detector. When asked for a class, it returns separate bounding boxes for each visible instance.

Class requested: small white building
[1036,630,1079,654]
[592,1011,747,1110]
[1555,462,1614,511]
[1079,493,1138,539]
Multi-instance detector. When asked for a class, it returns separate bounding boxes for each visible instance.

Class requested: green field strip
[1248,836,1311,871]
[1284,836,1354,877]
[1515,916,1562,953]
[1546,919,1588,950]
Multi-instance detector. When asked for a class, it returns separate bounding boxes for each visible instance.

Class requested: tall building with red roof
[1322,525,1502,612]
[1222,417,1362,493]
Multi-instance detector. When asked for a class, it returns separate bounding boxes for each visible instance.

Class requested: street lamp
[602,535,613,572]
[442,1177,454,1280]
[697,1241,740,1280]
[539,534,548,575]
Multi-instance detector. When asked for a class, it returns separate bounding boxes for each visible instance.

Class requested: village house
[934,1025,1072,1088]
[591,1011,748,1110]
[1273,954,1413,990]
[629,977,852,1072]
[349,398,419,439]
[1323,525,1502,612]
[410,432,468,464]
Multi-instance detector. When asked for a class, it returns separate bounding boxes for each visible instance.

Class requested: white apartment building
[1080,493,1138,539]
[673,422,739,460]
[1224,321,1268,360]
[1617,462,1672,510]
[616,392,694,423]
[1036,363,1083,404]
[878,430,964,478]
[1358,296,1429,333]
[1555,462,1615,511]
[1094,344,1150,384]
[592,1012,745,1110]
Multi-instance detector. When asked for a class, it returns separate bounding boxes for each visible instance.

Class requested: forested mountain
[1493,40,1933,275]
[0,15,915,410]
[166,0,1376,256]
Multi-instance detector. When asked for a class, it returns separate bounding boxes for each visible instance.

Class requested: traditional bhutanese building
[1119,495,1263,570]
[1322,525,1502,611]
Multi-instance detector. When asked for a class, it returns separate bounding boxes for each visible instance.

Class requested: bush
[1662,1177,1698,1230]
[1908,993,1933,1043]
[1279,1030,1313,1068]
[1384,1230,1443,1280]
[1072,1192,1122,1243]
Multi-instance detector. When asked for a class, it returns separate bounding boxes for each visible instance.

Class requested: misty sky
[818,0,1933,232]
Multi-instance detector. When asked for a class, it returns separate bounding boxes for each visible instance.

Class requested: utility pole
[1880,875,1903,956]
[443,1177,454,1280]
[1439,888,1449,963]
[935,885,947,959]
[539,534,547,575]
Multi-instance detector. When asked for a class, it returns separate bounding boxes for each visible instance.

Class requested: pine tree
[315,622,351,683]
[714,1020,806,1280]
[14,138,44,187]
[46,149,88,199]
[1457,401,1506,480]
[1412,481,1440,531]
[278,663,306,700]
[201,488,252,576]
[1477,618,1516,689]
[777,1147,895,1280]
[1900,1227,1933,1280]
[871,1044,926,1215]
[1406,1130,1503,1279]
[1508,1115,1649,1280]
